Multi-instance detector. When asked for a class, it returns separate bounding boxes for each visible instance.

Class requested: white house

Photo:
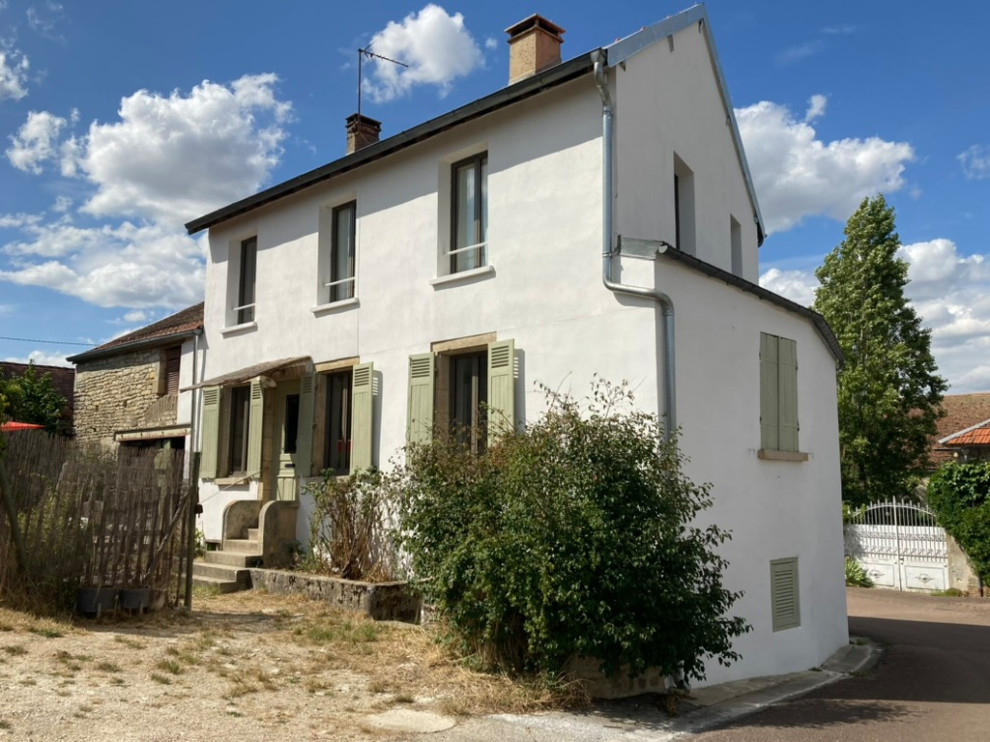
[185,4,848,686]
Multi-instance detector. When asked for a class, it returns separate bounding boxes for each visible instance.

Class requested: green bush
[392,380,749,682]
[927,462,990,581]
[844,557,872,587]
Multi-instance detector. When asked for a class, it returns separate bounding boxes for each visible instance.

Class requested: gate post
[893,497,903,590]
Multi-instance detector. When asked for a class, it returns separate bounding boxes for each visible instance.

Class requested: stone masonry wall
[74,348,172,447]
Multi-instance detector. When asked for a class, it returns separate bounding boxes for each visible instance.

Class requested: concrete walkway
[405,637,879,741]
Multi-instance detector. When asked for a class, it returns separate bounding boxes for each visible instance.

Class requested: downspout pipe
[592,50,677,437]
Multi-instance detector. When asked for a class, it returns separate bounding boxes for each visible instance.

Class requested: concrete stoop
[191,531,262,593]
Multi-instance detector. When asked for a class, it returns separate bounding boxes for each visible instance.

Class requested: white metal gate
[844,498,949,591]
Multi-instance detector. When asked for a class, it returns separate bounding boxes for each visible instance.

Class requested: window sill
[430,264,495,288]
[758,449,809,462]
[213,475,253,486]
[221,321,258,337]
[311,297,359,316]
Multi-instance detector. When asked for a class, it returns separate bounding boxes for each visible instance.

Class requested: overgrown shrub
[392,380,749,682]
[844,557,873,587]
[928,462,990,581]
[304,469,395,581]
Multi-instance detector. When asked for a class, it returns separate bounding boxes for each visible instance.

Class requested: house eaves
[67,330,201,365]
[606,4,766,245]
[656,246,843,363]
[939,417,990,445]
[185,54,597,236]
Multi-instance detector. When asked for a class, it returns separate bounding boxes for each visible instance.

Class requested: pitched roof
[67,303,204,364]
[930,392,990,465]
[944,427,990,447]
[186,5,765,244]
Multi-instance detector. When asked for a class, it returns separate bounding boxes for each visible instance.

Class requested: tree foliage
[393,380,749,683]
[0,363,67,433]
[813,195,945,506]
[927,462,990,581]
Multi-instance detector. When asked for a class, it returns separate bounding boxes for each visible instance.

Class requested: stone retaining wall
[248,568,421,623]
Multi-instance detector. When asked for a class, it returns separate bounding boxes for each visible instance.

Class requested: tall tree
[813,195,945,506]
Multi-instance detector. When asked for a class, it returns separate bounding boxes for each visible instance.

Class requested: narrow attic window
[673,154,695,256]
[235,237,257,324]
[731,215,742,276]
[450,152,488,273]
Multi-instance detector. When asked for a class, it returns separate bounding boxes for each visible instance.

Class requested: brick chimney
[505,14,565,84]
[346,113,382,154]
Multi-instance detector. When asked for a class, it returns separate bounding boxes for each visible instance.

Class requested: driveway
[694,587,990,742]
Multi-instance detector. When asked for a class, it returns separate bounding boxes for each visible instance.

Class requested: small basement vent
[770,557,800,632]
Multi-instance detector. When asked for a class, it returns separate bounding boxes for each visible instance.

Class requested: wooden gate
[844,498,949,591]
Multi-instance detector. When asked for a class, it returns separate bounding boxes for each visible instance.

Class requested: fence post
[0,456,27,575]
[183,452,200,610]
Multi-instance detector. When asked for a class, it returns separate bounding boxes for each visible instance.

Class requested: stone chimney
[505,14,565,84]
[346,113,382,154]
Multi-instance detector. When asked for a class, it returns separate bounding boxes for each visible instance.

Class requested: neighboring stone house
[184,6,847,686]
[67,303,204,452]
[0,361,75,433]
[932,392,990,466]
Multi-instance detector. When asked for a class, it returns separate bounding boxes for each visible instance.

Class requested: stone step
[191,575,244,594]
[223,538,261,554]
[204,550,263,568]
[192,561,251,585]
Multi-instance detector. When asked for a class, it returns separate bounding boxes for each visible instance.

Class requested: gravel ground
[0,590,556,741]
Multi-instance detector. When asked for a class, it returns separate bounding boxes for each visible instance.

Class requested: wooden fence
[0,431,193,613]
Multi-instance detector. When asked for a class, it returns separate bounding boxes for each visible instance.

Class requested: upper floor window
[328,201,356,303]
[450,152,488,273]
[159,346,181,397]
[673,154,695,256]
[235,236,257,324]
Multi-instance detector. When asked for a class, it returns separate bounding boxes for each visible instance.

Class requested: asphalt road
[694,587,990,742]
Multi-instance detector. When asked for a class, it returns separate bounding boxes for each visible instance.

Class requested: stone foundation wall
[74,349,172,447]
[248,568,421,623]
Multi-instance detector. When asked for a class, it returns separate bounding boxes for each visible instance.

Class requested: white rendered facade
[189,7,847,686]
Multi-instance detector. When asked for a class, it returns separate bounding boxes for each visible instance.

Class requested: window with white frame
[327,201,356,303]
[449,152,488,273]
[234,236,257,324]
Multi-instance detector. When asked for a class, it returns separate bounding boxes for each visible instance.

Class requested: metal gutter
[67,329,202,364]
[593,51,678,437]
[186,54,597,236]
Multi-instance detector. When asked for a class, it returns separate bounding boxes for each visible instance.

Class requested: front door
[273,380,301,501]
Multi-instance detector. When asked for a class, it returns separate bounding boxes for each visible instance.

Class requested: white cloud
[736,96,914,234]
[123,309,150,323]
[6,110,68,173]
[0,73,289,311]
[0,49,29,101]
[2,349,71,367]
[362,4,484,103]
[958,145,990,180]
[484,36,497,51]
[804,94,827,123]
[26,2,64,40]
[759,239,990,393]
[1,220,205,308]
[759,268,818,307]
[776,41,824,65]
[74,73,291,224]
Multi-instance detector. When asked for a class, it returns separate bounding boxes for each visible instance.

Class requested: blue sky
[1,1,989,392]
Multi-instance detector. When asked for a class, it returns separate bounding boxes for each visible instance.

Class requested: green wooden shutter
[200,386,221,479]
[759,333,779,451]
[296,372,315,477]
[407,353,434,445]
[777,338,799,452]
[246,378,265,479]
[350,362,374,473]
[770,557,800,631]
[487,338,515,439]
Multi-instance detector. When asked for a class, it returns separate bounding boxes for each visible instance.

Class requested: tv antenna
[357,46,408,118]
